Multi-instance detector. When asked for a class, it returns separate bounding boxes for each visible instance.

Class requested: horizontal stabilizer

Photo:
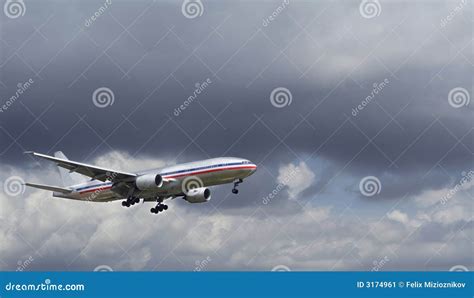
[25,182,73,193]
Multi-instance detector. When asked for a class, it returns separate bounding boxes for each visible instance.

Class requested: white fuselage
[53,157,257,202]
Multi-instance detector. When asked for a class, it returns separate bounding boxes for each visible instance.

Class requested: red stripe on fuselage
[162,165,257,179]
[78,165,256,194]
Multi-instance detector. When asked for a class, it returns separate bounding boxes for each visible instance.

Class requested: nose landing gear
[232,179,243,194]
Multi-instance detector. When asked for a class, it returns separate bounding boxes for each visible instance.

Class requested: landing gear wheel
[163,205,168,210]
[134,197,140,204]
[150,208,156,213]
[232,189,239,194]
[122,201,129,207]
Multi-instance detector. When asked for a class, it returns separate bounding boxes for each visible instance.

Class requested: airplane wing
[24,182,73,193]
[25,151,137,182]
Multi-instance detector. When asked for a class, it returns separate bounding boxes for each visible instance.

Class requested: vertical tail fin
[54,151,88,186]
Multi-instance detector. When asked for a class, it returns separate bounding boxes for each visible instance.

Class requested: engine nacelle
[135,174,163,190]
[184,188,211,203]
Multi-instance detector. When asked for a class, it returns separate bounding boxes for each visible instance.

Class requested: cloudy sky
[0,0,472,271]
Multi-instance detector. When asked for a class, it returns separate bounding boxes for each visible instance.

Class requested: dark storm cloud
[0,0,472,271]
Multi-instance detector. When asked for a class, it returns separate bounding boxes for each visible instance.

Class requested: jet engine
[135,174,163,190]
[184,188,211,203]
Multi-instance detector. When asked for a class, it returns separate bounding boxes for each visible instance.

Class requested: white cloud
[0,152,472,271]
[386,210,409,225]
[277,161,315,199]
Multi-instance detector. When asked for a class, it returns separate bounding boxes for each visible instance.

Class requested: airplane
[24,151,257,215]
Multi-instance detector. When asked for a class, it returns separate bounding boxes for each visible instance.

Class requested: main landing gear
[232,179,243,194]
[150,203,168,214]
[150,197,168,214]
[121,196,140,208]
